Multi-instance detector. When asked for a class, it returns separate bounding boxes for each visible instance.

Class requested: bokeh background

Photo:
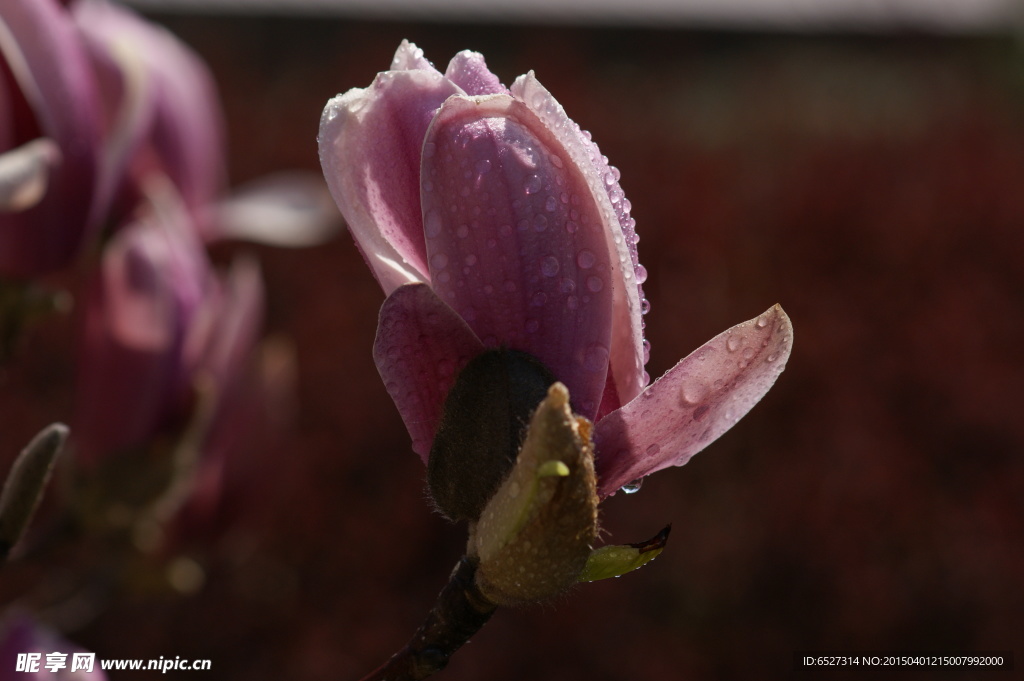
[2,3,1023,679]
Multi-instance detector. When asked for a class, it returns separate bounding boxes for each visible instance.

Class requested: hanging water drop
[620,479,643,495]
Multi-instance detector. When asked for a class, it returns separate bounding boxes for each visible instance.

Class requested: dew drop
[424,210,443,238]
[635,264,648,284]
[533,214,548,232]
[742,347,755,359]
[620,479,643,495]
[756,313,769,328]
[586,275,604,292]
[540,256,560,277]
[423,141,437,158]
[430,252,448,270]
[767,352,779,362]
[726,334,741,352]
[544,195,558,212]
[642,339,651,364]
[464,254,477,267]
[640,298,651,315]
[423,180,434,193]
[564,220,579,234]
[583,343,609,372]
[531,292,547,306]
[456,223,469,238]
[560,278,576,294]
[679,380,707,406]
[475,158,492,175]
[550,154,563,168]
[576,249,596,269]
[524,174,542,195]
[566,295,579,310]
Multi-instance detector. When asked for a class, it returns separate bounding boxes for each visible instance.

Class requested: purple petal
[420,93,616,419]
[72,0,226,220]
[0,0,102,277]
[319,69,462,294]
[594,305,793,498]
[445,50,507,96]
[373,283,484,462]
[511,73,647,414]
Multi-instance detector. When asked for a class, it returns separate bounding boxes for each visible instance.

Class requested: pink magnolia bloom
[319,42,792,498]
[71,189,263,467]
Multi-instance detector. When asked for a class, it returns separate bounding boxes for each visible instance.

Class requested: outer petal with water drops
[593,304,793,498]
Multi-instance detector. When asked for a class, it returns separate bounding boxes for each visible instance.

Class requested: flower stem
[358,557,497,681]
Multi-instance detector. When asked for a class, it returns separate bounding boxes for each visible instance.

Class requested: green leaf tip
[578,525,672,583]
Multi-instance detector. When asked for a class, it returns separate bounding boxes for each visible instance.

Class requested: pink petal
[73,0,226,219]
[511,73,647,413]
[594,305,794,497]
[390,39,437,72]
[206,171,342,246]
[0,138,59,211]
[373,283,485,462]
[445,50,507,96]
[319,69,462,294]
[420,93,616,419]
[0,0,102,277]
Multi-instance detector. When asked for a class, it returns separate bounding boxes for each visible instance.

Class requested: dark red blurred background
[2,13,1023,681]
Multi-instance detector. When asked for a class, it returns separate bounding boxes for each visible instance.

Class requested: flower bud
[428,348,555,523]
[470,383,599,606]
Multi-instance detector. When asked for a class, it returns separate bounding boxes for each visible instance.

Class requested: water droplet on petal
[524,174,542,195]
[726,334,741,352]
[620,479,643,495]
[586,275,604,292]
[540,256,560,277]
[564,220,578,234]
[583,343,609,372]
[635,264,648,284]
[640,298,651,315]
[430,252,448,270]
[756,313,770,328]
[679,379,708,406]
[544,195,558,212]
[424,210,443,238]
[456,223,469,238]
[576,249,596,269]
[423,142,437,158]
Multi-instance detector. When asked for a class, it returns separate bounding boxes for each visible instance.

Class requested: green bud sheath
[471,383,599,606]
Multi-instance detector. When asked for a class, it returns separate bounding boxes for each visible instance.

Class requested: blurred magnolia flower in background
[319,40,793,505]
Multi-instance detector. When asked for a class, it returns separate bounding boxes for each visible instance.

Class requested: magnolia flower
[71,187,263,469]
[319,41,793,506]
